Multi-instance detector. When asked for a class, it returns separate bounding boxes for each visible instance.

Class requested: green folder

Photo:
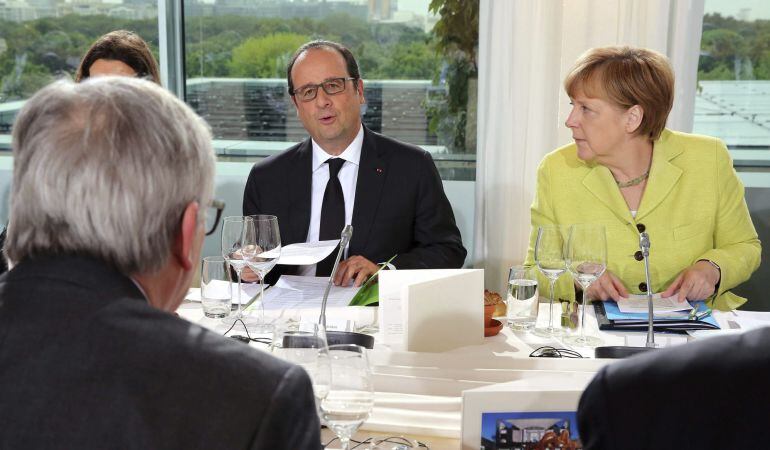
[347,255,396,307]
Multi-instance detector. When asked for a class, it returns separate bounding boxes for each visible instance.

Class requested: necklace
[615,169,649,188]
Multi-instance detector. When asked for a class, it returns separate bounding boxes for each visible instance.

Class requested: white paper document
[275,240,339,265]
[617,293,692,314]
[263,275,358,310]
[185,280,260,305]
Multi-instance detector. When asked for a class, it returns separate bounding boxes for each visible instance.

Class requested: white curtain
[474,0,705,292]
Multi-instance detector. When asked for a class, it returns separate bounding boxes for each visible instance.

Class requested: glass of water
[321,344,374,450]
[507,265,539,330]
[200,256,231,318]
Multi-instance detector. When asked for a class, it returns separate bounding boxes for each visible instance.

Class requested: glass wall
[697,0,770,309]
[0,0,158,136]
[182,0,478,180]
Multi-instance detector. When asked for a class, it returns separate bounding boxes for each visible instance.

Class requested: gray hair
[6,77,215,274]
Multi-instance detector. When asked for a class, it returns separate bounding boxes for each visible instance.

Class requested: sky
[705,0,770,21]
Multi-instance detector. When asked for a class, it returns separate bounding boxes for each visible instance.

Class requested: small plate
[484,318,503,337]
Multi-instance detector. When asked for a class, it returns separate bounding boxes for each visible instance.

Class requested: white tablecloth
[177,300,749,447]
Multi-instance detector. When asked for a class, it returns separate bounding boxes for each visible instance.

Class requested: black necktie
[316,158,346,276]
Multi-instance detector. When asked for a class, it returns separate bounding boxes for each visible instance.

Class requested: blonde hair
[564,46,674,140]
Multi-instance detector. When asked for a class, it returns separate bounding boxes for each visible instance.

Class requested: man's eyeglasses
[205,199,225,236]
[290,77,357,102]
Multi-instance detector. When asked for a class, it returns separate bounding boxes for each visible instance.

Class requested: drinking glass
[563,223,607,347]
[271,322,331,419]
[242,214,281,331]
[506,265,538,331]
[533,225,567,337]
[321,344,375,450]
[200,256,231,318]
[221,216,254,324]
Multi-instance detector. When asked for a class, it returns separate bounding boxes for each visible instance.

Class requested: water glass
[200,256,231,318]
[321,344,375,450]
[271,321,331,415]
[507,265,538,330]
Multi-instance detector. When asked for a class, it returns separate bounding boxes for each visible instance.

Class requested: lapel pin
[376,168,383,174]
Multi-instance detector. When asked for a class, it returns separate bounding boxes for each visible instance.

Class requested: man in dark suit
[0,78,320,449]
[577,327,770,449]
[243,40,466,286]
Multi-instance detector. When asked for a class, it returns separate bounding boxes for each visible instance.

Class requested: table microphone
[594,231,659,359]
[318,225,375,349]
[640,231,658,349]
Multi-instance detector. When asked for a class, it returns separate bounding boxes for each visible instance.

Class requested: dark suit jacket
[243,126,466,283]
[0,255,320,449]
[578,327,770,449]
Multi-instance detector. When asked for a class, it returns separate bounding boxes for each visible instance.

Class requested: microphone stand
[640,232,657,348]
[594,231,660,359]
[318,225,375,349]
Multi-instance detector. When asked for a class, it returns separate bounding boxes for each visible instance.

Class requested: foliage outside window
[183,0,479,177]
[694,3,770,152]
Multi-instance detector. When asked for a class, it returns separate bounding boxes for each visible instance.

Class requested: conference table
[177,299,760,449]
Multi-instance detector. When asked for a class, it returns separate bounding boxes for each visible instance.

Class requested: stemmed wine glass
[242,214,281,331]
[533,225,567,337]
[320,344,375,450]
[563,223,607,347]
[221,216,254,324]
[271,322,331,420]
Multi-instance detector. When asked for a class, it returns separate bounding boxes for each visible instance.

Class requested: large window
[694,1,770,157]
[696,0,770,309]
[182,0,478,180]
[0,1,158,135]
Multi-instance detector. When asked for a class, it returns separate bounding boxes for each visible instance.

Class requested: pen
[695,309,712,321]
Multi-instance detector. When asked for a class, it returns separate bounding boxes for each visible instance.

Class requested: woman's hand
[661,260,720,302]
[584,270,629,302]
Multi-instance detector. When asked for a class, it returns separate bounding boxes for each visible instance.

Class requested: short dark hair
[286,40,360,95]
[76,30,160,84]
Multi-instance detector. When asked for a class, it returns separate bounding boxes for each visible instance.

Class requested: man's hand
[585,270,629,302]
[333,255,379,287]
[661,260,720,302]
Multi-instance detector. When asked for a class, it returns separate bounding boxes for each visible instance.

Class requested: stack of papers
[617,293,692,317]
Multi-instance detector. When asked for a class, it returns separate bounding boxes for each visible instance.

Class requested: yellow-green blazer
[524,129,761,310]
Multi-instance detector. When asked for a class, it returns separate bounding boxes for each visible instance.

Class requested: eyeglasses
[205,199,225,236]
[291,77,357,102]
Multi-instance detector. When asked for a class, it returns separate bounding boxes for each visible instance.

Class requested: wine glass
[242,214,281,331]
[271,322,331,420]
[321,344,375,450]
[533,225,567,337]
[221,216,254,324]
[563,223,607,347]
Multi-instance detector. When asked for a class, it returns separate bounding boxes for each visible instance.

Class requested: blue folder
[594,300,720,331]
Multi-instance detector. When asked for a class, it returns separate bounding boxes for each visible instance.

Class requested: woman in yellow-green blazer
[525,46,760,311]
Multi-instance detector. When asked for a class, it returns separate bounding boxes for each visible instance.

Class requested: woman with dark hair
[75,30,160,84]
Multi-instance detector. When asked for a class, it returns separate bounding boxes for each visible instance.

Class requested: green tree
[229,32,309,78]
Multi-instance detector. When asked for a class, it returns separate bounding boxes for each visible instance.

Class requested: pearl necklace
[615,170,650,188]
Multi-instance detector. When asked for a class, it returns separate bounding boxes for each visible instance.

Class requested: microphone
[319,224,353,328]
[594,231,660,359]
[317,225,374,349]
[640,231,657,348]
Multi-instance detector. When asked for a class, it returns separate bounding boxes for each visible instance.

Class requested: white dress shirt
[297,125,363,276]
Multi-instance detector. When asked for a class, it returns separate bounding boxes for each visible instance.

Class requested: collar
[129,276,151,303]
[310,124,364,172]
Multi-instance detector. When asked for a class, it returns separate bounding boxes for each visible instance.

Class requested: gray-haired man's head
[6,77,215,276]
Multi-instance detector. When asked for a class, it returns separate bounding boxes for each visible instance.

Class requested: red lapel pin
[376,168,383,174]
